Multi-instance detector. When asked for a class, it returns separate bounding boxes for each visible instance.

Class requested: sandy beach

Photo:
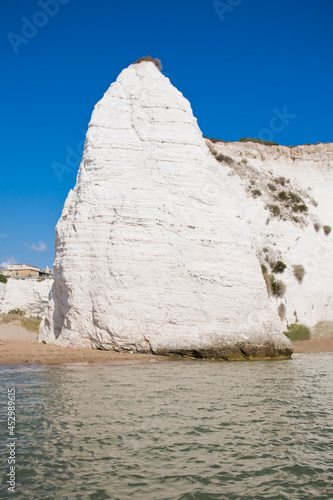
[0,322,332,365]
[291,338,333,354]
[0,340,172,365]
[0,322,173,365]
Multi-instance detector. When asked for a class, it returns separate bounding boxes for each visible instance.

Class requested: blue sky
[1,0,332,269]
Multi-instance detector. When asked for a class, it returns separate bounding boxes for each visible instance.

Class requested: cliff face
[209,140,333,330]
[39,61,291,359]
[0,279,52,316]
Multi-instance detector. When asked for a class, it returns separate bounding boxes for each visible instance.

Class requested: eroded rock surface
[39,61,291,359]
[0,279,52,316]
[208,140,333,331]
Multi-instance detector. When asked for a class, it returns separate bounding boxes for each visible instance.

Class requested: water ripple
[0,355,333,499]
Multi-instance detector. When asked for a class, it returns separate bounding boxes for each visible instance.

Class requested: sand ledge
[0,339,332,365]
[1,322,332,365]
[0,340,175,366]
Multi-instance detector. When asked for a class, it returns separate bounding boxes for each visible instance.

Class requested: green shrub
[268,204,280,217]
[277,190,288,201]
[8,309,25,316]
[21,316,41,333]
[216,153,234,165]
[264,274,286,297]
[276,280,286,298]
[272,260,287,274]
[270,276,286,297]
[323,225,331,235]
[239,137,279,146]
[261,263,268,274]
[203,136,225,143]
[292,203,308,213]
[284,323,310,341]
[263,247,269,253]
[288,191,302,203]
[268,183,276,191]
[313,223,321,232]
[293,264,305,284]
[252,189,262,197]
[0,274,7,284]
[274,176,287,186]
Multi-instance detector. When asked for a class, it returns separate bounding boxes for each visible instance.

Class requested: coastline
[0,338,332,366]
[0,340,174,366]
[1,322,332,365]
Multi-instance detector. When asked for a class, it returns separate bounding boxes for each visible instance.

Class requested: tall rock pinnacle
[39,60,292,359]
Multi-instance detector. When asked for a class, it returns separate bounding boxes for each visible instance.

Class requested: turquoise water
[1,354,333,499]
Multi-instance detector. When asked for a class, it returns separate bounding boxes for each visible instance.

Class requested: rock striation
[0,279,52,316]
[39,61,292,359]
[209,140,333,332]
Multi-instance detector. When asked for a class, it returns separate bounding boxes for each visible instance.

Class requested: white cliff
[209,140,333,331]
[39,60,291,359]
[0,279,53,316]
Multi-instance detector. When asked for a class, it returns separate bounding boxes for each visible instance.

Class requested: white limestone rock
[39,61,291,359]
[210,140,333,332]
[0,279,52,316]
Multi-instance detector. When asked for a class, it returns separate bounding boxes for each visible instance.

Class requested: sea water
[1,354,333,499]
